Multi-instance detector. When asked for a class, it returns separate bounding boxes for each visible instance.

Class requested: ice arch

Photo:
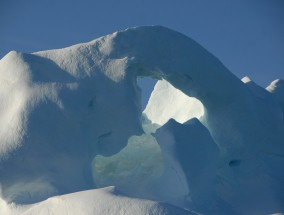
[1,26,284,207]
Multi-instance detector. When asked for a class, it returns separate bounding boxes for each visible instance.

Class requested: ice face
[93,134,164,194]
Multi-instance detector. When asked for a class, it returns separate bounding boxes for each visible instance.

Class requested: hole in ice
[88,99,94,108]
[229,159,241,167]
[91,77,205,191]
[92,77,161,190]
[142,79,205,126]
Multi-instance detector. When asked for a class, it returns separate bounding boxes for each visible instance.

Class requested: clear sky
[1,0,284,107]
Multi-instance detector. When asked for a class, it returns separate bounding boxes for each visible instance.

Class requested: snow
[267,79,284,117]
[0,25,284,214]
[1,187,195,215]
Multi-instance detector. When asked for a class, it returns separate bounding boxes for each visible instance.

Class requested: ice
[0,26,284,214]
[267,79,284,117]
[154,118,220,213]
[92,133,164,196]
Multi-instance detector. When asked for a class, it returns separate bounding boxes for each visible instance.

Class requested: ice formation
[92,132,164,195]
[0,26,283,214]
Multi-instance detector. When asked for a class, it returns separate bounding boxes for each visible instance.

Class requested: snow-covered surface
[0,187,195,215]
[0,26,284,214]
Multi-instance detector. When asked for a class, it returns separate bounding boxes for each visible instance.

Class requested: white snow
[0,26,284,214]
[1,187,195,215]
[267,79,284,116]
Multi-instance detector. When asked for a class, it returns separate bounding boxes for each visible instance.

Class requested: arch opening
[91,77,205,194]
[137,77,157,110]
[143,79,205,126]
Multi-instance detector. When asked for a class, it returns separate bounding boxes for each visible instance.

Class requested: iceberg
[0,26,283,214]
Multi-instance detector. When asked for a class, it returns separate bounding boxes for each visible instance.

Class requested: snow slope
[0,26,284,214]
[0,187,195,215]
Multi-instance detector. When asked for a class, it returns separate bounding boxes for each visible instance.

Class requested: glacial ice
[92,132,164,195]
[0,26,284,214]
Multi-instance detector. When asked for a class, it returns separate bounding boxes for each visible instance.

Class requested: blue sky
[1,0,284,107]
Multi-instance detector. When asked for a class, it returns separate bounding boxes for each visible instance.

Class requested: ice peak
[241,76,253,83]
[266,79,284,92]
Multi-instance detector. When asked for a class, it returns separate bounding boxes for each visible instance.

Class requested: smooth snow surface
[0,187,195,215]
[0,26,284,215]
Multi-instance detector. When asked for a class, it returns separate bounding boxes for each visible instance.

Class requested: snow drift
[0,187,196,215]
[0,26,284,214]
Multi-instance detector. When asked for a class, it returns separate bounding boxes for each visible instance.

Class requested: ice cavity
[92,116,164,196]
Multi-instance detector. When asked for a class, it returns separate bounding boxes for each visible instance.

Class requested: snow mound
[1,187,195,215]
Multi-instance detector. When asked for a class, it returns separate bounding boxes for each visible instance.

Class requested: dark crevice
[229,159,241,167]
